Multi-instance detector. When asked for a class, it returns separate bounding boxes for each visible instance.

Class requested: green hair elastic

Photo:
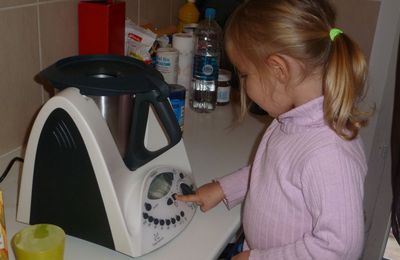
[330,28,343,41]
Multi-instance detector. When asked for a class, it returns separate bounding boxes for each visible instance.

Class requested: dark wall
[196,0,243,28]
[391,34,400,245]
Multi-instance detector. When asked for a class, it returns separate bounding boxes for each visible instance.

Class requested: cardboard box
[0,191,8,260]
[78,1,126,55]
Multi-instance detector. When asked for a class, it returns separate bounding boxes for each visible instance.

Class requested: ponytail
[324,33,369,140]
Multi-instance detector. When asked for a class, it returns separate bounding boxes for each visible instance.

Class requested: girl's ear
[266,55,289,85]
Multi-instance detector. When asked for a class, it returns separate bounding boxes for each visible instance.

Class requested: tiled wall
[0,0,380,158]
[0,0,185,157]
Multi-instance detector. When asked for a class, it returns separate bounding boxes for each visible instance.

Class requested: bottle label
[217,86,231,103]
[170,98,185,129]
[193,55,219,81]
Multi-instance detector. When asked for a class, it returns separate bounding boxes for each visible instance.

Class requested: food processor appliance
[16,54,196,257]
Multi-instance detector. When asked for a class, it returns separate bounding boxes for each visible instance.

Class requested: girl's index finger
[175,194,199,204]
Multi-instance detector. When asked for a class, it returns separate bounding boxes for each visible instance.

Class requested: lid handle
[124,79,181,171]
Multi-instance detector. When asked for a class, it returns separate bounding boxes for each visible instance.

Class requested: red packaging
[78,1,126,55]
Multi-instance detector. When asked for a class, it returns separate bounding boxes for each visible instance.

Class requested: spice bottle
[217,69,231,105]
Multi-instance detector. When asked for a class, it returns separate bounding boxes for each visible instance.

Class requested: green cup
[12,224,65,260]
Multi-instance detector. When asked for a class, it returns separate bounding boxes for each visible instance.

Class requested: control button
[154,219,159,225]
[166,219,171,225]
[167,198,173,205]
[160,219,165,226]
[180,183,194,195]
[148,216,154,223]
[179,172,184,179]
[180,211,185,217]
[176,215,181,221]
[143,213,149,219]
[171,218,176,224]
[144,203,152,211]
[172,193,177,200]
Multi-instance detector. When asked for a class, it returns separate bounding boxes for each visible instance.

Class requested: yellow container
[12,224,65,260]
[178,0,199,32]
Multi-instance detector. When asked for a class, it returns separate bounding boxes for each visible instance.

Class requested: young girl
[177,0,369,259]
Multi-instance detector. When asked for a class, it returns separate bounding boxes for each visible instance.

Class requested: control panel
[141,166,196,253]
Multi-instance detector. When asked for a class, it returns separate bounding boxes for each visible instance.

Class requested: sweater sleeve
[249,144,366,260]
[217,165,251,209]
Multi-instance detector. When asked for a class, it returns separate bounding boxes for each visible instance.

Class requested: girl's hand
[232,250,250,260]
[175,181,225,212]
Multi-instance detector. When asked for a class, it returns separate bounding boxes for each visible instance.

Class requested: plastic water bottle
[191,8,222,112]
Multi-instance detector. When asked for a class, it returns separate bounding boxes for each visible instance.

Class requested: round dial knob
[180,183,194,195]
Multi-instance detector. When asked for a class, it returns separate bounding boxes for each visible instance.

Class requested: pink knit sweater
[218,96,367,260]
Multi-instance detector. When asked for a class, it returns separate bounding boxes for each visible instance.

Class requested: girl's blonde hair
[225,0,369,140]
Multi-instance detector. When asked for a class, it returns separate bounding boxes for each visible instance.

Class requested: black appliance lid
[38,54,168,96]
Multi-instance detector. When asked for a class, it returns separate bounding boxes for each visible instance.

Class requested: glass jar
[217,69,231,105]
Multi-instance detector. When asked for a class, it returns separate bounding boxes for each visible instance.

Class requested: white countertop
[1,101,270,260]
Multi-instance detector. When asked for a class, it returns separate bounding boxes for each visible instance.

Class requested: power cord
[0,157,24,183]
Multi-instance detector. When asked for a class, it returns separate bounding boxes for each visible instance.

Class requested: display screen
[147,172,173,200]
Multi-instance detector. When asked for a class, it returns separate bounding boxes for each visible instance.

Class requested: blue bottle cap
[205,8,216,19]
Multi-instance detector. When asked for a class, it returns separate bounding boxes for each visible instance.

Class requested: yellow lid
[178,1,200,32]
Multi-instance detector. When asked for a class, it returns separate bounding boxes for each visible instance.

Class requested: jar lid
[169,84,186,93]
[218,69,231,81]
[38,54,168,96]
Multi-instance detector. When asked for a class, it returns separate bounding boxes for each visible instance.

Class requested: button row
[143,211,185,226]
